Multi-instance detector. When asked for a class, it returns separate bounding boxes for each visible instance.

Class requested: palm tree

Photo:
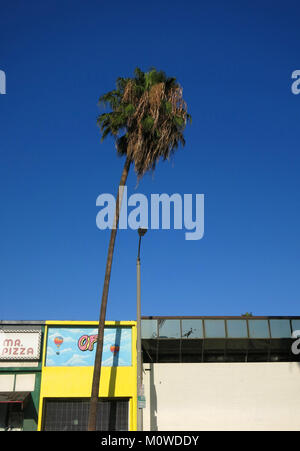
[88,67,191,431]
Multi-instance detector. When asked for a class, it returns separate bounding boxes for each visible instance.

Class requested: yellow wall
[38,321,137,431]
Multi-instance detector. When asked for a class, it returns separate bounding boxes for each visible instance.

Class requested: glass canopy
[141,317,294,339]
[141,317,298,364]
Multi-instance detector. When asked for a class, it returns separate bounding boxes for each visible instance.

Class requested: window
[141,320,158,339]
[291,320,300,336]
[180,340,203,362]
[181,320,203,338]
[269,320,291,338]
[203,338,226,362]
[42,398,129,431]
[225,339,248,362]
[157,340,180,363]
[204,320,226,338]
[158,320,180,338]
[227,320,248,338]
[247,337,271,363]
[142,339,157,363]
[248,320,270,338]
[141,318,298,363]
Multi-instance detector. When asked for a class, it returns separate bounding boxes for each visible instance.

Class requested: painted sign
[45,327,132,367]
[0,330,42,360]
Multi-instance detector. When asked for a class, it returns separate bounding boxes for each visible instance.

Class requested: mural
[45,327,132,367]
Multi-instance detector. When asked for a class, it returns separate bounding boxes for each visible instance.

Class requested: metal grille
[42,398,129,431]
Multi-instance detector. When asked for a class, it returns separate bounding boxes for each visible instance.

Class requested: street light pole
[137,228,147,431]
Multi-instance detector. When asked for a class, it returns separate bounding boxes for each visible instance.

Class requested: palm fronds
[97,67,191,178]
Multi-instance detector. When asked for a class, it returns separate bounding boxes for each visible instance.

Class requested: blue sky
[0,0,299,321]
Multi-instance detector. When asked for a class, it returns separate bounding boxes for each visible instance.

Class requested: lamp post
[137,227,147,431]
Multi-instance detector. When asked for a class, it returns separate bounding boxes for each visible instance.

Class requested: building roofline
[0,320,46,325]
[141,315,300,320]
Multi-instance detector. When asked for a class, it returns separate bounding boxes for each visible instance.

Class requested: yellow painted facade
[38,321,137,431]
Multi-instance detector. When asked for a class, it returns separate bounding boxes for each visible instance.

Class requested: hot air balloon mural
[110,345,120,356]
[54,336,64,355]
[45,327,132,367]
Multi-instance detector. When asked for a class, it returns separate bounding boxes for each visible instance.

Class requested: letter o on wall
[78,335,89,351]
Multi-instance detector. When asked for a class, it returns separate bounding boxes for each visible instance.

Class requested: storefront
[38,321,137,431]
[0,321,44,431]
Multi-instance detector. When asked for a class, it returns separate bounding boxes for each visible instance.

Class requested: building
[37,320,137,431]
[0,321,45,431]
[141,316,300,431]
[1,316,300,431]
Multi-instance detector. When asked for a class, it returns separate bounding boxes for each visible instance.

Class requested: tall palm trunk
[88,156,131,431]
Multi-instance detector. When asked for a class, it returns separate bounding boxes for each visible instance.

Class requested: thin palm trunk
[88,156,131,431]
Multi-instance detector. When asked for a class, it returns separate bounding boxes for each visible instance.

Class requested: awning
[0,392,30,409]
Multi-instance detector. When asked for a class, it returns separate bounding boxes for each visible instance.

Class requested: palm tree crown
[97,67,191,178]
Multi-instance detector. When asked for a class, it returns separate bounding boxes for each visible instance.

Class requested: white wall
[143,362,300,431]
